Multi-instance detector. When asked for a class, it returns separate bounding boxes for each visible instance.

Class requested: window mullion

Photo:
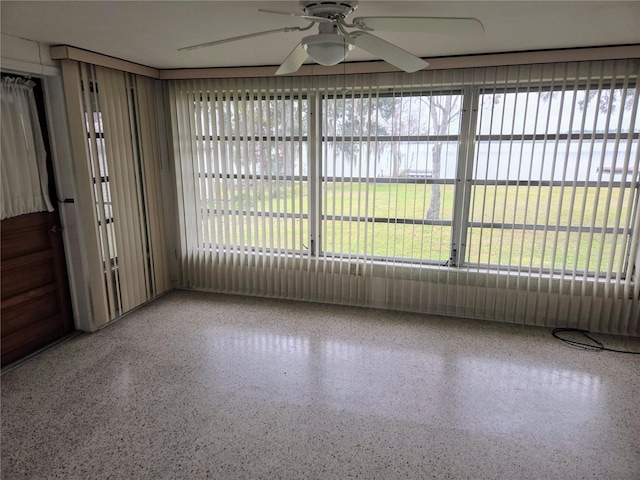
[450,85,480,267]
[308,91,321,257]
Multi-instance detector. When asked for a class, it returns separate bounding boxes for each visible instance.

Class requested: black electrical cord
[552,328,640,355]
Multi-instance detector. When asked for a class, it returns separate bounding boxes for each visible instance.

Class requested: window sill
[205,247,635,297]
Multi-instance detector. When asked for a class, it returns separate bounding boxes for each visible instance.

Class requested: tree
[376,96,419,178]
[422,95,461,220]
[324,93,464,220]
[216,94,307,207]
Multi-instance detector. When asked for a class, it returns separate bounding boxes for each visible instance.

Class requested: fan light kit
[179,1,484,74]
[302,33,354,66]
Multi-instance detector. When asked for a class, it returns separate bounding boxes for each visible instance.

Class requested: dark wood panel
[1,314,67,364]
[1,249,53,272]
[1,211,74,366]
[0,212,51,261]
[1,290,59,336]
[1,283,58,310]
[1,258,56,299]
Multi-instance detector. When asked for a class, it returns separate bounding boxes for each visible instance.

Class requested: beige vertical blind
[464,61,639,332]
[169,77,309,296]
[61,61,170,328]
[169,59,639,335]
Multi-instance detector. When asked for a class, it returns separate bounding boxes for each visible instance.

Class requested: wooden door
[1,75,74,366]
[1,212,74,365]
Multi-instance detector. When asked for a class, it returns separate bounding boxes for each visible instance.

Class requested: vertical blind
[61,61,171,328]
[168,59,639,335]
[466,62,640,331]
[169,78,309,297]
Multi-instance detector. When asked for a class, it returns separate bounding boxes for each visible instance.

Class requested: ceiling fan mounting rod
[318,22,340,34]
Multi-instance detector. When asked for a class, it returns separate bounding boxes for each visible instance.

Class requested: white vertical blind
[135,76,172,297]
[466,60,639,332]
[168,59,639,335]
[169,77,311,297]
[61,61,171,327]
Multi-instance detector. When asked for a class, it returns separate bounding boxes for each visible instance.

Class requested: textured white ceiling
[2,1,639,70]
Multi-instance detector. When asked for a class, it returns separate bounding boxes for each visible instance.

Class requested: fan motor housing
[300,1,358,19]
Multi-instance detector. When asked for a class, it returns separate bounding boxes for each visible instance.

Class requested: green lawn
[204,181,633,273]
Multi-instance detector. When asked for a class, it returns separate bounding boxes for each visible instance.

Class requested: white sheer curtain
[1,76,54,219]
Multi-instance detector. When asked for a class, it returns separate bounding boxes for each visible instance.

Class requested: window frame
[196,91,310,255]
[190,77,638,280]
[317,89,465,265]
[462,83,639,278]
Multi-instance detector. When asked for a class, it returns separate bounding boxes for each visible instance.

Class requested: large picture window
[170,61,639,287]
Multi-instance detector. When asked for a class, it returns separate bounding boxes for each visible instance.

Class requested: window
[467,83,639,276]
[170,61,639,287]
[321,91,462,263]
[82,78,118,267]
[192,90,308,253]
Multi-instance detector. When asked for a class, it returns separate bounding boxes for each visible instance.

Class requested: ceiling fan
[179,1,484,75]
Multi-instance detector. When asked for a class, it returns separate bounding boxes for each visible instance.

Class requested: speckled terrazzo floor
[2,290,639,479]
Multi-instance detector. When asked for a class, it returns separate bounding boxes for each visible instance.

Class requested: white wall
[1,33,58,75]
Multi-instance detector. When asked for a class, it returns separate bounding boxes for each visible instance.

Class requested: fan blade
[276,43,308,75]
[258,8,332,23]
[353,16,484,34]
[348,32,429,73]
[179,27,301,51]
